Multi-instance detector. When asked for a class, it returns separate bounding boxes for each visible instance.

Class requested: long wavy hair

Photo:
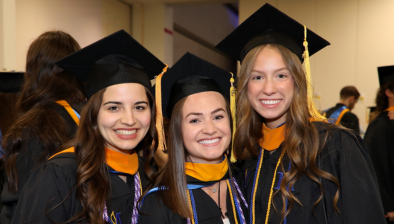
[4,30,84,192]
[65,86,157,224]
[142,94,234,219]
[375,81,394,112]
[234,44,341,221]
[0,92,19,137]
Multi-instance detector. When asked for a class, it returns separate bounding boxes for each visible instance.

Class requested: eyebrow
[103,101,149,106]
[185,108,226,118]
[251,67,288,73]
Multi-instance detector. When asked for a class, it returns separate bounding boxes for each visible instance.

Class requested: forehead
[182,91,226,114]
[102,83,148,102]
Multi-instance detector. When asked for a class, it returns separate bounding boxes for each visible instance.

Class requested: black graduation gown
[325,103,360,134]
[138,167,246,224]
[364,111,394,214]
[244,122,385,224]
[0,102,82,224]
[9,152,148,224]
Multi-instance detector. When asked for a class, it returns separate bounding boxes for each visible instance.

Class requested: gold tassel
[229,72,237,163]
[155,64,169,152]
[302,25,326,121]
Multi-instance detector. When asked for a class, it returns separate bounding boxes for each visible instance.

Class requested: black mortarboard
[215,3,330,62]
[378,66,394,87]
[0,72,24,93]
[161,52,232,118]
[55,30,166,99]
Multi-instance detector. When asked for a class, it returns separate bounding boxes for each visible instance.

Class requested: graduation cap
[155,52,237,161]
[378,66,394,87]
[216,3,329,121]
[0,72,24,93]
[215,3,330,63]
[162,52,232,118]
[55,30,167,99]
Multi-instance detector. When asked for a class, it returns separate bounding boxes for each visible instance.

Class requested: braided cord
[265,149,286,224]
[250,149,264,224]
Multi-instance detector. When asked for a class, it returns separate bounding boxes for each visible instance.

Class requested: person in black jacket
[324,86,360,134]
[0,30,85,224]
[216,3,386,224]
[364,65,394,223]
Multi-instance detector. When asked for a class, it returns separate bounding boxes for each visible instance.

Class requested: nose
[262,77,277,96]
[121,109,136,126]
[202,119,217,135]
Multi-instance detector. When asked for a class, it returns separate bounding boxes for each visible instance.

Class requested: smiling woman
[216,3,385,224]
[138,53,247,224]
[9,30,167,224]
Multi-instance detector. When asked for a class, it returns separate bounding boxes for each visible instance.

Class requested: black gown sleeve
[322,128,386,223]
[10,159,81,224]
[364,114,394,213]
[340,112,360,134]
[138,192,184,224]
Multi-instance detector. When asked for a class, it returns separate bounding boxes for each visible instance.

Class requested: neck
[265,117,286,129]
[338,99,349,108]
[388,97,394,108]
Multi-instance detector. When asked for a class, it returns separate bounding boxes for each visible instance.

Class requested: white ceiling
[121,0,236,6]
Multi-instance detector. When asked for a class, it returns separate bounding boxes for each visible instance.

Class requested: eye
[252,75,263,80]
[214,115,224,120]
[189,119,200,124]
[108,106,119,111]
[277,74,287,79]
[135,106,146,110]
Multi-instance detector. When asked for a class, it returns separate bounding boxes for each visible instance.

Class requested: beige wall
[12,0,131,71]
[239,0,394,133]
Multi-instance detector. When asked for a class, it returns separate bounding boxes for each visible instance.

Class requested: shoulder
[139,191,178,224]
[343,111,359,120]
[46,152,78,177]
[312,121,363,152]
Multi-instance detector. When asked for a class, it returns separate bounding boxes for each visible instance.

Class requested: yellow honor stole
[49,147,139,175]
[185,155,229,182]
[55,100,80,126]
[384,107,394,112]
[259,123,287,151]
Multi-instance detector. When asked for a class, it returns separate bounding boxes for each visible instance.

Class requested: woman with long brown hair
[216,4,385,224]
[364,66,394,223]
[1,31,84,224]
[10,30,166,224]
[138,53,246,224]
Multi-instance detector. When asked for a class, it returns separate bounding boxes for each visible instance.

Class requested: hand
[386,211,394,221]
[388,111,394,120]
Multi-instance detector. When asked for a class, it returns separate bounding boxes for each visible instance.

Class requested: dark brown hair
[376,81,394,112]
[234,44,341,221]
[0,92,19,137]
[340,86,360,100]
[142,93,233,219]
[4,30,84,192]
[66,86,157,224]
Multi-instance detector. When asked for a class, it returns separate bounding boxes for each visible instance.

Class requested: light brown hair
[234,44,341,221]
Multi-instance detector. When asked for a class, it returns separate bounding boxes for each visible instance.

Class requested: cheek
[138,111,152,128]
[247,82,261,99]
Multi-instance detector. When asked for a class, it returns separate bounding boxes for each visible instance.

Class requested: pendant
[212,188,217,193]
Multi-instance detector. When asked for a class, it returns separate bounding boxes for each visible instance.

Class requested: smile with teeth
[115,129,137,135]
[198,138,221,144]
[260,99,281,105]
